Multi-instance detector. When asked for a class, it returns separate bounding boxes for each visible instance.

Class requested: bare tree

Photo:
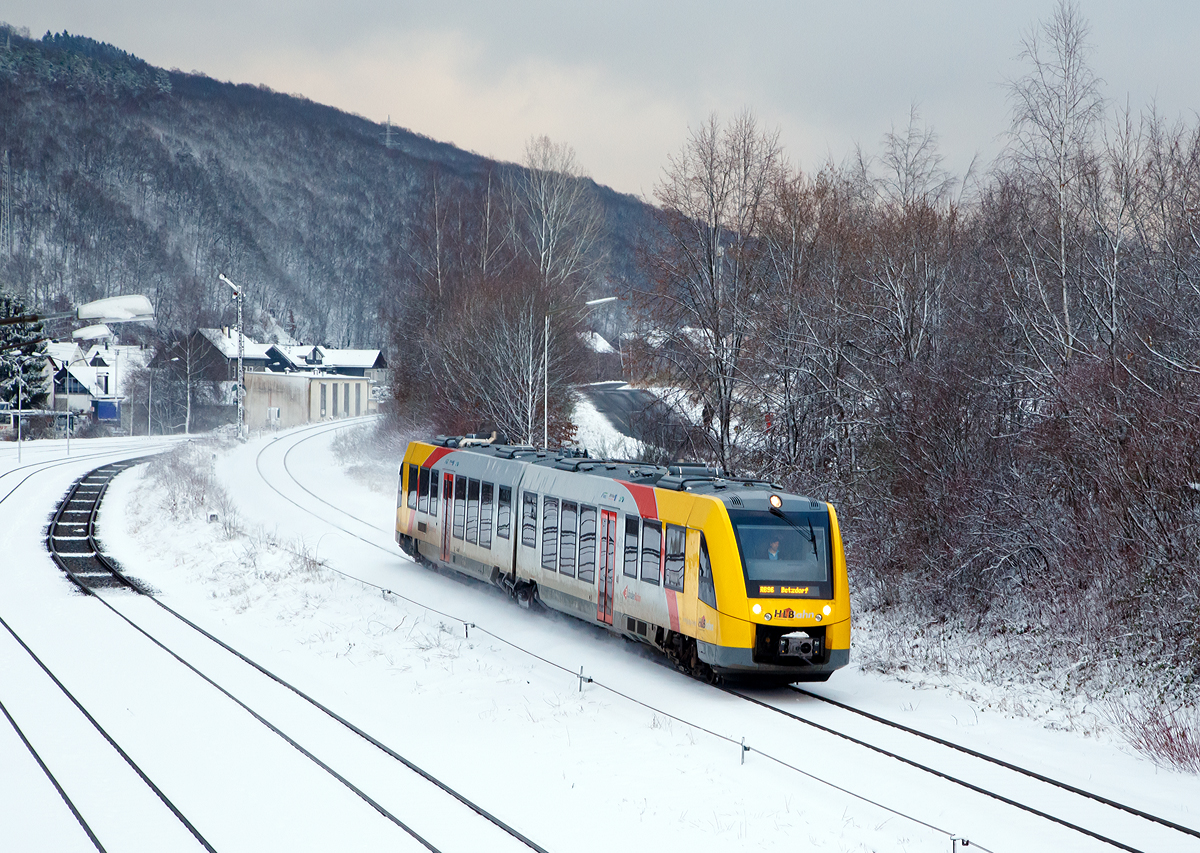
[641,111,784,473]
[509,136,606,297]
[1007,0,1106,362]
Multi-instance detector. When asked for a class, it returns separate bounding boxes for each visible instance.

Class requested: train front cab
[684,494,850,681]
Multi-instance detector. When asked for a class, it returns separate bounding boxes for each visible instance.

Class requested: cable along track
[727,686,1200,853]
[36,457,550,853]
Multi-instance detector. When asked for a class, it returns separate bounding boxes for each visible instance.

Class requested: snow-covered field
[2,425,1200,852]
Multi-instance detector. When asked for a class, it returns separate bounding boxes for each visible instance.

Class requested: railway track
[250,421,1200,853]
[30,453,550,853]
[723,685,1200,853]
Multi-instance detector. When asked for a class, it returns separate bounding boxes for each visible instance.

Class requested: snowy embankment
[75,421,1200,852]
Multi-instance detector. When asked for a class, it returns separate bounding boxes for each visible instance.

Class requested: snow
[582,330,615,353]
[571,388,644,459]
[2,429,1200,852]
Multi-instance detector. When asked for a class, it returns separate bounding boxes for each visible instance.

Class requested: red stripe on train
[617,481,658,520]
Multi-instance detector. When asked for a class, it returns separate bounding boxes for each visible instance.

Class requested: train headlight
[769,494,783,509]
[752,604,762,615]
[823,605,832,616]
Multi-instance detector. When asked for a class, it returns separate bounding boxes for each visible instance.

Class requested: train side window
[479,482,494,549]
[559,501,578,578]
[623,516,640,578]
[521,491,537,547]
[466,478,480,544]
[418,466,431,514]
[578,504,597,583]
[641,520,662,585]
[698,533,718,609]
[664,524,686,592]
[498,486,513,539]
[452,475,467,539]
[541,496,559,572]
[406,464,418,510]
[429,471,440,516]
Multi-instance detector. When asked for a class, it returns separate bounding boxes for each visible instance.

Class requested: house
[45,340,150,424]
[194,328,272,378]
[244,371,375,430]
[264,344,388,381]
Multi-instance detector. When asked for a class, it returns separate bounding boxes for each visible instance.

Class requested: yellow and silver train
[395,437,850,682]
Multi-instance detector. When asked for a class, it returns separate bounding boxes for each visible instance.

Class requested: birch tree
[643,111,783,474]
[1007,0,1105,363]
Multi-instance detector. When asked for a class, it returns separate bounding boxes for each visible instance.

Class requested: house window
[664,524,686,592]
[344,383,350,417]
[320,383,327,417]
[466,479,480,544]
[355,383,362,416]
[479,482,494,549]
[521,492,537,548]
[497,486,512,539]
[406,464,418,510]
[541,496,559,572]
[559,501,578,578]
[452,475,467,539]
[332,382,338,416]
[623,516,640,578]
[641,520,662,586]
[577,505,597,583]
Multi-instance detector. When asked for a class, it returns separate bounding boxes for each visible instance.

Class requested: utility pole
[1,149,11,256]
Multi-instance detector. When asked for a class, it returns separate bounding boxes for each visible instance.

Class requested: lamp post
[543,295,618,447]
[217,274,245,440]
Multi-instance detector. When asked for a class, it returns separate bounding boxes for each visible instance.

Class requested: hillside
[0,25,654,346]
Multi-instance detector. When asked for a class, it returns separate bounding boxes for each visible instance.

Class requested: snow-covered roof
[320,348,386,369]
[44,341,84,367]
[198,328,271,360]
[268,345,385,371]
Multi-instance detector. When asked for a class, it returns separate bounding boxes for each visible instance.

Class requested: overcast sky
[6,2,1200,198]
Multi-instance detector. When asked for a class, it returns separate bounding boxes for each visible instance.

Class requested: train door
[441,472,454,562]
[597,509,617,625]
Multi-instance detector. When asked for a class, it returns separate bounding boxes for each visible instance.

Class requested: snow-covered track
[41,455,551,853]
[728,687,1199,853]
[789,685,1200,842]
[0,440,176,510]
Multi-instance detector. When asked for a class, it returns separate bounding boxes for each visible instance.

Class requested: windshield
[728,509,831,597]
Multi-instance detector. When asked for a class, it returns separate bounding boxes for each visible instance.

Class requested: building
[244,371,375,430]
[264,344,388,382]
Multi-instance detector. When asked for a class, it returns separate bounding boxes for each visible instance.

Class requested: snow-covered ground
[3,426,1200,852]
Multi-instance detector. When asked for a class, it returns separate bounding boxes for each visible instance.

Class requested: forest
[619,5,1200,731]
[0,23,649,349]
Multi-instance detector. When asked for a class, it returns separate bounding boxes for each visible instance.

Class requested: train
[395,436,850,682]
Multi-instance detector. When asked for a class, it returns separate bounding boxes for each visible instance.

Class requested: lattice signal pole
[218,273,245,440]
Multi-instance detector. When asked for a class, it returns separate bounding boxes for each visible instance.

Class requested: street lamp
[217,273,245,440]
[543,295,618,447]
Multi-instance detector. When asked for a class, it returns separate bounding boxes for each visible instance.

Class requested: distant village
[3,327,389,438]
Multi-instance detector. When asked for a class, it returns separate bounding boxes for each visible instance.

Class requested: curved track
[29,442,549,853]
[250,420,1200,853]
[727,686,1199,853]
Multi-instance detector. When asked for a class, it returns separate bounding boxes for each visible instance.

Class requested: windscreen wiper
[769,505,819,557]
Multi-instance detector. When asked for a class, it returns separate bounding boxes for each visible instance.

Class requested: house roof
[267,344,386,371]
[198,328,272,360]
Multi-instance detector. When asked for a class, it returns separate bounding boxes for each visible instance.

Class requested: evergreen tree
[0,292,49,409]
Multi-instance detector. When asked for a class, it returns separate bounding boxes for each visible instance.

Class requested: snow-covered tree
[0,292,49,409]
